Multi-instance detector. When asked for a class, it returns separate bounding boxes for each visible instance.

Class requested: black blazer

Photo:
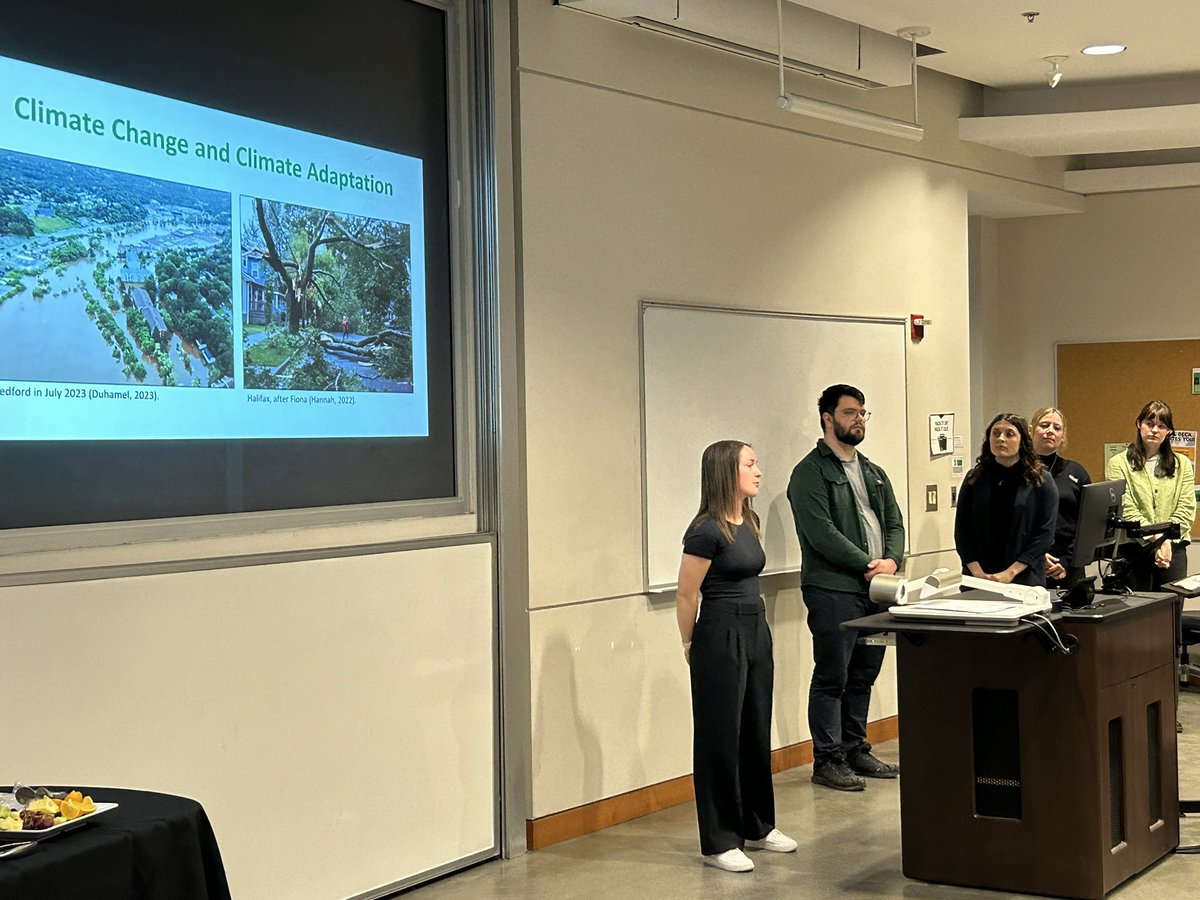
[954,465,1058,587]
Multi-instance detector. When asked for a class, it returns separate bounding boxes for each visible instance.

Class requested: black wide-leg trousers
[689,597,775,856]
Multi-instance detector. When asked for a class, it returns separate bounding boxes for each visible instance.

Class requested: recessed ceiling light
[1081,44,1126,56]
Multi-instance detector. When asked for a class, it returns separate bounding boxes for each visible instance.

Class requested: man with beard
[787,384,905,791]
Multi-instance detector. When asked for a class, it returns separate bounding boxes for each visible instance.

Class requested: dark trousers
[689,598,774,856]
[1122,541,1188,592]
[1121,542,1189,692]
[802,585,885,766]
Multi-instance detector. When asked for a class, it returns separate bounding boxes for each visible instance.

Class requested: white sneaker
[745,828,798,853]
[703,847,754,872]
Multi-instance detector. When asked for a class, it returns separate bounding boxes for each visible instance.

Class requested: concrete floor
[408,689,1200,899]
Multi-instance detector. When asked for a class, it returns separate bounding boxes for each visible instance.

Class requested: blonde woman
[1030,407,1092,588]
[1104,400,1196,590]
[676,440,795,873]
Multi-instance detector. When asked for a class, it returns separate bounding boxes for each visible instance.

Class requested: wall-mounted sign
[1104,442,1126,465]
[929,413,954,456]
[1174,429,1197,465]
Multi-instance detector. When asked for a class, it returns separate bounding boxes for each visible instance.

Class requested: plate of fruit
[0,789,118,842]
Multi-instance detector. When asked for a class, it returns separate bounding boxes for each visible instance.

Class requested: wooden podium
[849,593,1180,899]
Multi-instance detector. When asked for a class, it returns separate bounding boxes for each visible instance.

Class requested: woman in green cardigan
[1104,400,1197,590]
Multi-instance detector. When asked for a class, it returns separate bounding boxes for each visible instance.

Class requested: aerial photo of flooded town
[0,148,234,388]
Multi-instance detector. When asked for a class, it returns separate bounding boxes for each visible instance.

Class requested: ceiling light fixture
[772,0,926,142]
[1044,55,1067,88]
[775,94,925,140]
[1081,43,1126,55]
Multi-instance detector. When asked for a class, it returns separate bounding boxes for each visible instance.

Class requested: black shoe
[812,760,866,791]
[847,749,899,778]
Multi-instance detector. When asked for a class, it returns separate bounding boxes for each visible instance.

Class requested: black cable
[1024,613,1077,655]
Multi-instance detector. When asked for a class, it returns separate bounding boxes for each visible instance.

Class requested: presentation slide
[0,53,427,441]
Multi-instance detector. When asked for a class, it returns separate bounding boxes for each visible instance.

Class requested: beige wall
[513,1,1076,819]
[1,543,496,900]
[985,188,1200,419]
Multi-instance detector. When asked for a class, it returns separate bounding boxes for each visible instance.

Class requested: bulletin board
[1057,339,1200,538]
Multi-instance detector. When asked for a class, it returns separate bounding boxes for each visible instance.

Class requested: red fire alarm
[910,314,931,342]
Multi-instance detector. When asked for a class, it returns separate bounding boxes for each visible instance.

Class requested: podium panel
[855,595,1179,899]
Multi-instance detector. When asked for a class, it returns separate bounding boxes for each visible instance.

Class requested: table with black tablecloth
[0,787,230,900]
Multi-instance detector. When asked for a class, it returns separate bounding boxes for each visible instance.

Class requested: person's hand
[1045,553,1066,581]
[1155,541,1173,569]
[865,558,898,581]
[989,569,1016,585]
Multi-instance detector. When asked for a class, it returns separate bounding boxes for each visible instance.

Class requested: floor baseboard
[527,715,899,851]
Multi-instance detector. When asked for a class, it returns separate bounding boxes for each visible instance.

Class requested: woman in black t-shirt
[676,440,795,873]
[954,413,1058,587]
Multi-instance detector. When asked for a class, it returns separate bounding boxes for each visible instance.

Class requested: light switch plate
[925,483,938,512]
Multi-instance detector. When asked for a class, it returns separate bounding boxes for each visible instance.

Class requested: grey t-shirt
[842,454,884,560]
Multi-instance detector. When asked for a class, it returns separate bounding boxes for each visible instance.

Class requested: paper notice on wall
[1104,442,1127,466]
[1178,432,1200,517]
[929,413,954,456]
[1174,430,1197,464]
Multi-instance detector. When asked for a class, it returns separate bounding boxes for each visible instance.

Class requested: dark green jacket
[787,440,905,593]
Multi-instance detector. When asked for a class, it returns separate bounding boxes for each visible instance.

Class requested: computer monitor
[1071,479,1127,565]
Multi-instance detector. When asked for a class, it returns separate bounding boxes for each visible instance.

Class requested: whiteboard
[641,303,909,591]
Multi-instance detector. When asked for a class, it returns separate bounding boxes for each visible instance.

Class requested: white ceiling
[561,1,1200,191]
[799,0,1200,91]
[796,1,1200,194]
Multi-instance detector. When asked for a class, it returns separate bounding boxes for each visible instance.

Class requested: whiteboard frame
[638,300,910,593]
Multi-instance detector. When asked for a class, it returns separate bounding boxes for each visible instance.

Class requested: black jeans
[689,598,774,855]
[802,585,885,766]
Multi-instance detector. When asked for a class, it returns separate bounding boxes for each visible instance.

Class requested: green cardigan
[1104,450,1196,545]
[787,440,906,593]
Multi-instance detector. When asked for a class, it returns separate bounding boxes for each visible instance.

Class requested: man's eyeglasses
[838,409,871,422]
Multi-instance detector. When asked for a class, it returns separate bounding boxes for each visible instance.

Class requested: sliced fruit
[59,798,82,820]
[27,797,58,815]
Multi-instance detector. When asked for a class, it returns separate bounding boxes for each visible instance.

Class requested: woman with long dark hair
[676,440,795,873]
[1030,407,1092,588]
[1104,400,1196,590]
[954,413,1058,586]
